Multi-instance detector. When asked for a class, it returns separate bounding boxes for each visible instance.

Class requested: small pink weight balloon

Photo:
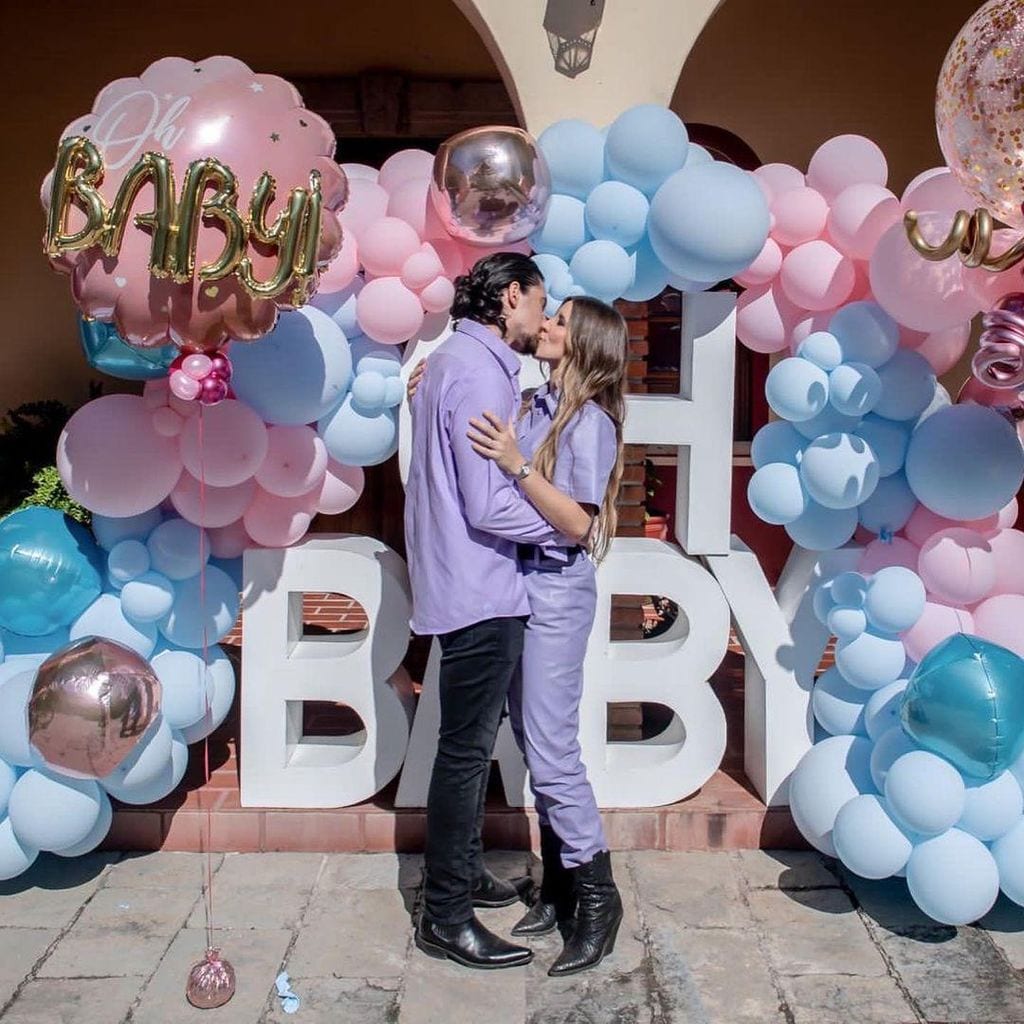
[255,426,328,498]
[179,400,269,487]
[359,217,423,278]
[317,459,365,514]
[356,277,425,344]
[169,471,257,529]
[826,184,900,260]
[734,237,783,289]
[779,240,855,311]
[58,395,183,517]
[244,487,318,547]
[29,636,161,779]
[806,134,888,201]
[918,527,996,606]
[973,594,1024,657]
[770,187,828,248]
[987,527,1024,596]
[859,536,920,574]
[902,601,975,662]
[186,948,236,1010]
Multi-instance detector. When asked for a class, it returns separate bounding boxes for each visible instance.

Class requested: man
[405,252,564,969]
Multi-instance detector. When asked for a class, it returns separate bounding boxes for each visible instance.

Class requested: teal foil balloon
[78,318,176,381]
[0,508,103,637]
[900,633,1024,780]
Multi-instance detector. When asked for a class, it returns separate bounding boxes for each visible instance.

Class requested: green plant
[643,457,666,520]
[17,466,90,524]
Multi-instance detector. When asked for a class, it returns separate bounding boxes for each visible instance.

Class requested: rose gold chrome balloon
[28,637,161,779]
[186,948,236,1009]
[430,126,551,246]
[974,292,1024,390]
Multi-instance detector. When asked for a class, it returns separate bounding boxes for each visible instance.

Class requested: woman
[411,295,628,976]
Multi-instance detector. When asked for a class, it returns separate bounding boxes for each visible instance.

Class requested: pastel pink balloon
[170,471,257,528]
[182,354,213,381]
[901,167,974,215]
[378,149,435,193]
[317,459,365,515]
[387,177,447,239]
[340,163,379,184]
[826,184,900,260]
[849,260,873,302]
[143,378,171,410]
[207,519,250,559]
[356,277,425,344]
[902,601,975,662]
[900,323,972,375]
[255,425,328,498]
[152,407,184,438]
[401,245,446,291]
[869,215,981,331]
[431,238,468,279]
[244,487,318,547]
[359,217,423,278]
[973,594,1024,656]
[734,237,784,288]
[918,527,996,605]
[770,187,829,247]
[420,276,456,314]
[57,395,183,517]
[859,536,921,574]
[179,400,269,487]
[752,163,805,203]
[987,528,1024,595]
[789,310,834,353]
[736,282,800,353]
[964,229,1024,308]
[339,179,390,242]
[904,504,999,547]
[806,135,888,201]
[317,233,360,295]
[170,371,200,402]
[998,498,1020,531]
[779,240,856,311]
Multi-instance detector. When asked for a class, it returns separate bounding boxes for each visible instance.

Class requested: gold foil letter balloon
[430,126,551,245]
[28,637,162,779]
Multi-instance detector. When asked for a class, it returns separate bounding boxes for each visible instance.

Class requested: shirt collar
[533,382,558,417]
[457,319,521,379]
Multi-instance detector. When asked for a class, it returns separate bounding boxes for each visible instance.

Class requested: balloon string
[198,403,215,951]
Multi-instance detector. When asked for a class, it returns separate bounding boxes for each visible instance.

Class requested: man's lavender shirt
[405,319,565,635]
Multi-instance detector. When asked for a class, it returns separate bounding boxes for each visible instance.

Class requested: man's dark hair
[450,252,544,333]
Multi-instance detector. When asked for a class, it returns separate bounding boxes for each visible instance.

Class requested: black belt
[517,544,584,564]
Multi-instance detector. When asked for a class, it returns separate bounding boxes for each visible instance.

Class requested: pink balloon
[57,395,183,517]
[179,400,269,487]
[317,459,365,515]
[339,179,390,243]
[182,354,213,381]
[401,245,446,291]
[143,378,171,410]
[901,167,974,215]
[904,504,999,547]
[998,498,1020,531]
[788,310,834,353]
[779,240,856,311]
[859,536,921,573]
[734,237,784,288]
[207,519,250,559]
[869,215,981,331]
[964,229,1024,308]
[356,277,425,344]
[420,276,456,314]
[170,371,200,402]
[770,187,829,248]
[987,528,1024,596]
[244,487,317,547]
[752,163,805,203]
[902,601,975,662]
[806,135,888,201]
[918,527,996,605]
[378,149,435,193]
[340,163,379,184]
[826,184,900,260]
[901,323,972,375]
[255,425,328,498]
[359,217,423,278]
[431,238,468,279]
[170,471,257,529]
[152,408,184,438]
[736,282,800,353]
[317,234,360,295]
[973,594,1024,656]
[387,177,447,240]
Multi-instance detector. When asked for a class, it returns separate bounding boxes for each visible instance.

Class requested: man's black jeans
[422,615,526,924]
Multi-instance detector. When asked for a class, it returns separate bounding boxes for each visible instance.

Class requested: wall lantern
[544,0,605,79]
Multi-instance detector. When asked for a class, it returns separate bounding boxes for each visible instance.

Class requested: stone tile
[104,851,221,890]
[734,850,840,891]
[841,872,950,934]
[132,927,292,1024]
[318,853,423,892]
[981,896,1024,970]
[525,964,658,1024]
[288,890,410,979]
[38,931,172,980]
[780,974,914,1024]
[68,884,200,935]
[266,976,400,1023]
[631,851,751,928]
[0,929,58,1003]
[748,889,887,977]
[1,977,141,1024]
[0,854,116,929]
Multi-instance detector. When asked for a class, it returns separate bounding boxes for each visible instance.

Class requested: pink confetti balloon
[179,400,268,487]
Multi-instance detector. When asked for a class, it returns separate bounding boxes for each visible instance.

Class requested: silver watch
[514,461,532,481]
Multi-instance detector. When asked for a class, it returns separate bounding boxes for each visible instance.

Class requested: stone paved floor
[0,850,1022,1024]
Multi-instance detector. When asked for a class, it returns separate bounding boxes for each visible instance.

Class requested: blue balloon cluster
[748,301,941,550]
[0,506,238,880]
[531,106,770,307]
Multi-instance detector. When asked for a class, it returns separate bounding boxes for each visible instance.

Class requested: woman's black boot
[512,824,576,936]
[548,850,622,975]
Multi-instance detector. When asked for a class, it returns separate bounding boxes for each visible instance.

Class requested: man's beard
[510,332,539,356]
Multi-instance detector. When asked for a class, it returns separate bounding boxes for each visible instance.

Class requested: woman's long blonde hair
[530,296,628,563]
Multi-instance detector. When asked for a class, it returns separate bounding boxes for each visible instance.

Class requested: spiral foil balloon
[975,292,1024,389]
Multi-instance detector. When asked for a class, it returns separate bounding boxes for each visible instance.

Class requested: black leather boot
[415,915,533,969]
[471,867,532,909]
[512,824,576,936]
[548,850,623,976]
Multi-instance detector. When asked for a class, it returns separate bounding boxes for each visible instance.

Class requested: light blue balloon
[0,508,103,637]
[621,243,669,302]
[0,817,37,881]
[103,717,173,789]
[569,239,634,302]
[102,730,188,805]
[318,396,398,467]
[835,629,907,690]
[687,143,713,166]
[886,750,966,835]
[864,566,926,634]
[70,593,157,659]
[785,502,858,551]
[7,768,103,852]
[383,377,404,409]
[812,580,835,626]
[906,404,1024,521]
[958,771,1024,841]
[828,606,868,641]
[864,679,909,741]
[311,275,363,339]
[0,759,16,817]
[792,405,863,441]
[1013,747,1024,791]
[788,734,875,856]
[833,794,913,879]
[0,665,41,768]
[751,421,805,469]
[854,415,910,477]
[151,647,215,730]
[858,473,917,535]
[797,331,844,371]
[915,381,952,426]
[827,301,900,368]
[537,119,607,199]
[991,818,1024,906]
[765,358,829,422]
[746,463,807,525]
[530,194,589,260]
[107,539,150,586]
[666,272,716,292]
[649,162,770,282]
[91,508,163,552]
[813,666,869,735]
[874,350,936,421]
[907,828,1000,925]
[799,433,879,510]
[0,626,68,659]
[120,571,175,624]
[531,253,574,300]
[146,519,208,582]
[585,181,649,248]
[231,306,353,426]
[605,105,688,196]
[53,792,112,858]
[351,371,388,412]
[349,336,402,378]
[210,557,242,591]
[870,727,920,791]
[158,566,239,650]
[829,362,881,417]
[830,572,868,608]
[179,651,235,744]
